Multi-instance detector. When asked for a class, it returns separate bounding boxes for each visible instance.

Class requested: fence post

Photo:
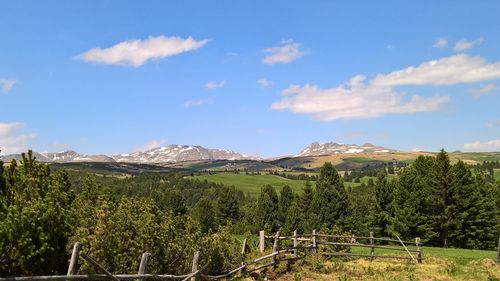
[191,251,200,281]
[496,237,499,263]
[241,238,248,255]
[259,230,265,253]
[138,252,150,274]
[312,229,317,254]
[416,237,423,264]
[369,232,375,261]
[67,242,82,276]
[293,230,298,258]
[272,231,280,270]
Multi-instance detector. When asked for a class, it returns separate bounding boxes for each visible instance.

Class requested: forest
[0,150,499,277]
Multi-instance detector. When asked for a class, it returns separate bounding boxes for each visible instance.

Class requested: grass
[343,157,382,163]
[192,173,313,196]
[351,245,497,265]
[194,173,397,195]
[236,239,499,280]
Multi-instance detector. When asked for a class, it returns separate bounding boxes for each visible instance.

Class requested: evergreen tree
[192,197,216,233]
[164,190,187,215]
[214,186,240,225]
[255,185,279,232]
[0,151,74,275]
[278,185,294,225]
[389,156,437,242]
[371,171,393,237]
[433,149,455,247]
[311,162,350,229]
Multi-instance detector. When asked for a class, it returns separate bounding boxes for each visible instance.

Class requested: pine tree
[278,185,294,226]
[311,162,350,229]
[371,171,393,237]
[255,184,279,232]
[214,186,240,225]
[433,149,455,247]
[389,155,437,242]
[0,151,74,275]
[192,197,216,233]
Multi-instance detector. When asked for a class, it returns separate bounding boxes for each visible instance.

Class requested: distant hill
[0,150,115,163]
[112,145,258,163]
[0,145,258,164]
[296,141,394,157]
[2,142,499,174]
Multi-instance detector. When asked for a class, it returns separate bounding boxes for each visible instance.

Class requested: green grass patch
[351,245,497,265]
[192,173,313,196]
[343,157,380,163]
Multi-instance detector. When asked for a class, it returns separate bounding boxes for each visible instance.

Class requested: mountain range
[296,142,394,157]
[0,145,258,164]
[0,142,394,164]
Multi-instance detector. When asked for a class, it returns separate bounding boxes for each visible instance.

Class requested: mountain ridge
[296,141,394,157]
[0,144,258,164]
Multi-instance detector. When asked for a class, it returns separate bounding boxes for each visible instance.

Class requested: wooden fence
[0,230,424,281]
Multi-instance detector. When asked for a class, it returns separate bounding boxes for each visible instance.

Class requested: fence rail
[0,230,424,281]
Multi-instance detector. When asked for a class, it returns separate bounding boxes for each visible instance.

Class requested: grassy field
[235,238,499,280]
[192,173,401,194]
[233,233,499,280]
[193,173,312,196]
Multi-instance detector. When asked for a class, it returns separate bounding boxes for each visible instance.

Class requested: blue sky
[1,0,499,157]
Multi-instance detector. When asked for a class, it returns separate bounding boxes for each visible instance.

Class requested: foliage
[0,151,74,276]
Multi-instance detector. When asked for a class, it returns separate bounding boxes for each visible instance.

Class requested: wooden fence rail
[0,230,425,281]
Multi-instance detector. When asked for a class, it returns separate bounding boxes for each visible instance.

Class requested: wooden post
[259,230,265,253]
[293,230,298,258]
[369,232,375,261]
[271,231,280,269]
[241,238,248,255]
[79,252,120,281]
[416,237,423,264]
[312,229,317,254]
[67,242,82,276]
[138,252,150,274]
[191,251,200,281]
[496,237,499,263]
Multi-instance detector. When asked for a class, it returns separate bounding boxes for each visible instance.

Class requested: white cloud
[434,38,448,48]
[463,139,500,152]
[0,79,16,92]
[183,97,212,108]
[454,37,484,51]
[132,139,167,152]
[77,35,208,67]
[0,122,37,155]
[372,54,500,86]
[271,76,449,120]
[486,120,500,129]
[262,40,304,64]
[469,83,496,98]
[273,53,500,120]
[257,79,271,87]
[205,80,226,89]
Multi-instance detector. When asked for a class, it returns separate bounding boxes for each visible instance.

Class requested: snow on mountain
[0,150,115,163]
[112,145,256,163]
[296,142,394,157]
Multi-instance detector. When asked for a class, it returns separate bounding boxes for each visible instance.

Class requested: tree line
[1,149,499,277]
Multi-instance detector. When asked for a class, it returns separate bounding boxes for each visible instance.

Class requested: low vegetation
[0,150,499,279]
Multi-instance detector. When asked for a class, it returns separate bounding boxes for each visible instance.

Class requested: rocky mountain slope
[296,142,394,157]
[112,145,255,163]
[0,145,256,164]
[0,150,115,163]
